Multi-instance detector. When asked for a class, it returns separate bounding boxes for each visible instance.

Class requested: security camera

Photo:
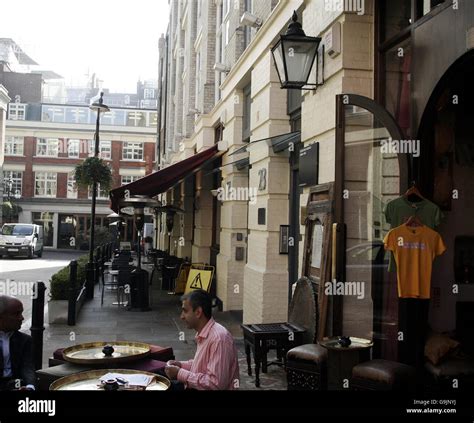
[213,62,230,73]
[240,11,262,28]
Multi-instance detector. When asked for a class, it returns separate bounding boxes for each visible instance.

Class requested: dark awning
[110,145,221,212]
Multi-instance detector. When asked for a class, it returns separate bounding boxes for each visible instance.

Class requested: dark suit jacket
[9,331,36,387]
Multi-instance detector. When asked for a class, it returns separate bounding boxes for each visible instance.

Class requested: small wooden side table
[319,337,373,390]
[241,322,306,387]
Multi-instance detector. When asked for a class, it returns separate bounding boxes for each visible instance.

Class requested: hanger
[405,215,423,228]
[404,181,424,203]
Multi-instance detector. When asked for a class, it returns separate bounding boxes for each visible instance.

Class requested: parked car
[0,223,44,258]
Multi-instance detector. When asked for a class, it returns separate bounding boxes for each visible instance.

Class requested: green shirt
[384,197,444,271]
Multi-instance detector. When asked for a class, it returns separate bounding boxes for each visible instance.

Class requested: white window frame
[88,184,109,200]
[68,139,80,158]
[88,140,112,160]
[3,171,22,198]
[67,173,78,199]
[121,175,140,185]
[36,138,59,157]
[4,136,24,156]
[8,103,26,121]
[122,142,144,161]
[144,89,155,100]
[35,172,57,198]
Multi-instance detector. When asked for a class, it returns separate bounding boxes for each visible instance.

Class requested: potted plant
[48,255,89,324]
[74,157,113,191]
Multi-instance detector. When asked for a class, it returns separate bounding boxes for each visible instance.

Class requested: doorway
[334,94,409,360]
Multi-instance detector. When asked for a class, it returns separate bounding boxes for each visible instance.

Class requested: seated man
[164,290,239,390]
[0,295,36,390]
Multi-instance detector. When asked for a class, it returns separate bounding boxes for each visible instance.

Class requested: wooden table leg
[254,341,261,388]
[245,342,252,376]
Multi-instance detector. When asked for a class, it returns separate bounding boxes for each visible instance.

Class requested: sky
[0,0,169,93]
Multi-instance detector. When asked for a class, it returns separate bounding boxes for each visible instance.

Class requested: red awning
[110,145,220,212]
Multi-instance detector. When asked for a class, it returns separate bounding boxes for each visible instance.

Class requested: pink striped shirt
[177,318,240,390]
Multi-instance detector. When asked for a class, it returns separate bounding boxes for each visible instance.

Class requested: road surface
[0,250,85,329]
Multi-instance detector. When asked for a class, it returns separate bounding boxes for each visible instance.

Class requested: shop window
[383,39,412,138]
[35,172,57,197]
[381,0,412,42]
[4,136,24,156]
[33,212,54,247]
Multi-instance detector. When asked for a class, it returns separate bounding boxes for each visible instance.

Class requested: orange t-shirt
[383,225,446,299]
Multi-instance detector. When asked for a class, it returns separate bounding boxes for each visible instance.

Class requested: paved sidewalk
[41,280,287,390]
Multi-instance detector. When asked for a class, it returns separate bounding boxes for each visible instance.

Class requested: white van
[0,224,44,259]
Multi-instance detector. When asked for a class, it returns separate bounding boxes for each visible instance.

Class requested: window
[88,140,112,159]
[4,136,24,156]
[144,89,155,99]
[99,141,111,159]
[68,139,80,158]
[67,173,77,199]
[3,171,22,198]
[36,138,59,157]
[8,103,26,120]
[88,184,109,200]
[35,172,57,197]
[416,0,446,19]
[121,175,140,185]
[122,142,144,161]
[242,84,252,142]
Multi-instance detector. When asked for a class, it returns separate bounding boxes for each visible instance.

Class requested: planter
[48,300,68,325]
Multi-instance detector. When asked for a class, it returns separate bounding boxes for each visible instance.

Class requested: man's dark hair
[181,290,212,319]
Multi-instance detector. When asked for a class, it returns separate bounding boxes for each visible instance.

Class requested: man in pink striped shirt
[164,290,240,390]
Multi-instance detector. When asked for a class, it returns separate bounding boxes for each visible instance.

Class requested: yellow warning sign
[184,269,213,294]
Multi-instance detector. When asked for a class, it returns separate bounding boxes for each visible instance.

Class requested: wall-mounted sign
[279,225,290,254]
[299,143,319,188]
[120,207,134,216]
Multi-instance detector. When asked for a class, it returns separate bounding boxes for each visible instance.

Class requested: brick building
[1,41,158,250]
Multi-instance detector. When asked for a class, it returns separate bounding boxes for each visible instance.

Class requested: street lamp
[119,195,160,311]
[86,92,110,300]
[271,11,321,90]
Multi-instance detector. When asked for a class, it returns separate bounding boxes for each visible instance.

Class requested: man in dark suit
[0,295,36,390]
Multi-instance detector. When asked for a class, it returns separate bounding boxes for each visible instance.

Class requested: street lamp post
[86,92,110,300]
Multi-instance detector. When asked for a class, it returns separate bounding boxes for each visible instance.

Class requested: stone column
[216,89,249,311]
[192,170,213,264]
[243,53,291,324]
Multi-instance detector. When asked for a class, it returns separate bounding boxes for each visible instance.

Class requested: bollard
[31,281,46,371]
[68,260,78,326]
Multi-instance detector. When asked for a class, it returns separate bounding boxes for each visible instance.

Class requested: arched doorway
[415,51,474,352]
